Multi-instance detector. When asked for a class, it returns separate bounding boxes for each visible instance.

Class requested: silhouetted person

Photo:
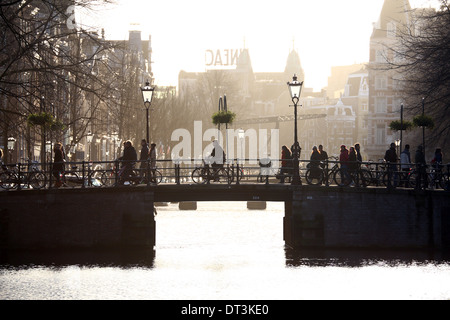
[415,145,427,190]
[400,144,412,187]
[318,145,328,162]
[119,140,137,183]
[52,142,65,188]
[339,145,351,184]
[384,143,398,188]
[210,140,226,181]
[355,143,362,163]
[279,145,292,183]
[140,139,149,180]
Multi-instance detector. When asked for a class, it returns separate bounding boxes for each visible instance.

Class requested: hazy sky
[81,0,440,91]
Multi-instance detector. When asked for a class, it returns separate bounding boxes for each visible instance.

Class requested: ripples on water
[1,202,450,300]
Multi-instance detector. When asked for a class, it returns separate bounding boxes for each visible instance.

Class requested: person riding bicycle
[209,140,226,181]
[118,140,137,183]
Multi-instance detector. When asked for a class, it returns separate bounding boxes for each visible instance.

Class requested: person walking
[355,143,362,163]
[52,142,65,188]
[118,140,137,184]
[279,145,292,183]
[414,145,427,190]
[348,146,358,186]
[400,144,412,187]
[339,145,350,185]
[384,142,398,188]
[149,143,157,183]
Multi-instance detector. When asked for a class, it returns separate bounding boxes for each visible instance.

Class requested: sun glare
[80,0,441,91]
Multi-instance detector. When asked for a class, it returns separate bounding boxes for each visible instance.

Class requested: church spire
[284,48,305,83]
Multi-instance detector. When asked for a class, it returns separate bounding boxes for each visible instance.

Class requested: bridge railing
[1,157,449,191]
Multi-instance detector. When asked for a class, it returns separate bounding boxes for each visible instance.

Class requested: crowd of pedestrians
[278,140,446,190]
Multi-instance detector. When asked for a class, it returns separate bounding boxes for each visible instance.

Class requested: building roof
[371,0,412,39]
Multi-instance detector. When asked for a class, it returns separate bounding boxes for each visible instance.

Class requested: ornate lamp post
[140,80,155,144]
[287,74,304,185]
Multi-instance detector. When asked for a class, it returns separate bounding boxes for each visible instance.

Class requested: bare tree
[0,0,118,162]
[381,1,450,153]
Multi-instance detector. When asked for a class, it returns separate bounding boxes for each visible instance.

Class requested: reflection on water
[1,202,450,300]
[285,248,450,268]
[0,248,156,269]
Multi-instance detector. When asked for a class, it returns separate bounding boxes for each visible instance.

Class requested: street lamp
[111,131,118,160]
[86,132,94,161]
[7,137,16,164]
[395,139,401,159]
[287,74,304,185]
[141,80,155,144]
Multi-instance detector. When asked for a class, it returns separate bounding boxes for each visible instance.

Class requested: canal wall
[0,188,155,250]
[284,188,450,250]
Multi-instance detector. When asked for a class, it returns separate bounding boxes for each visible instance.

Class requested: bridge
[1,159,449,252]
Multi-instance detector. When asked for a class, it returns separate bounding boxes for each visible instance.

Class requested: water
[1,201,450,300]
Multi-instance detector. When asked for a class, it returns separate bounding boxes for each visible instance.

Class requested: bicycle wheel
[215,167,231,184]
[305,168,323,185]
[0,172,15,190]
[334,168,351,186]
[192,168,207,184]
[29,171,47,189]
[359,169,372,187]
[100,170,114,186]
[150,170,163,185]
[383,171,400,187]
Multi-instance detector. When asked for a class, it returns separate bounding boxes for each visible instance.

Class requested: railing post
[235,162,240,185]
[48,160,53,189]
[375,162,383,187]
[146,159,150,187]
[17,162,22,191]
[325,159,329,187]
[82,161,86,188]
[114,159,119,187]
[176,163,180,185]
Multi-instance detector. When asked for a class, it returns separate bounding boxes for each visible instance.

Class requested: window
[375,97,387,113]
[375,76,387,90]
[376,125,386,145]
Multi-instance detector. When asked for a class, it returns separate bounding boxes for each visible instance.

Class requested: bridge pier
[284,188,450,250]
[0,189,156,250]
[247,201,266,210]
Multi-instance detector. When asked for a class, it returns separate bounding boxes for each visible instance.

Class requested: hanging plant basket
[27,112,54,128]
[413,114,434,129]
[50,120,66,131]
[212,110,236,125]
[389,120,413,131]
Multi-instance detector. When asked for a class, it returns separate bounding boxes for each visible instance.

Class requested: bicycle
[191,160,231,184]
[304,156,340,186]
[0,159,46,190]
[59,163,102,187]
[333,164,371,187]
[100,160,162,186]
